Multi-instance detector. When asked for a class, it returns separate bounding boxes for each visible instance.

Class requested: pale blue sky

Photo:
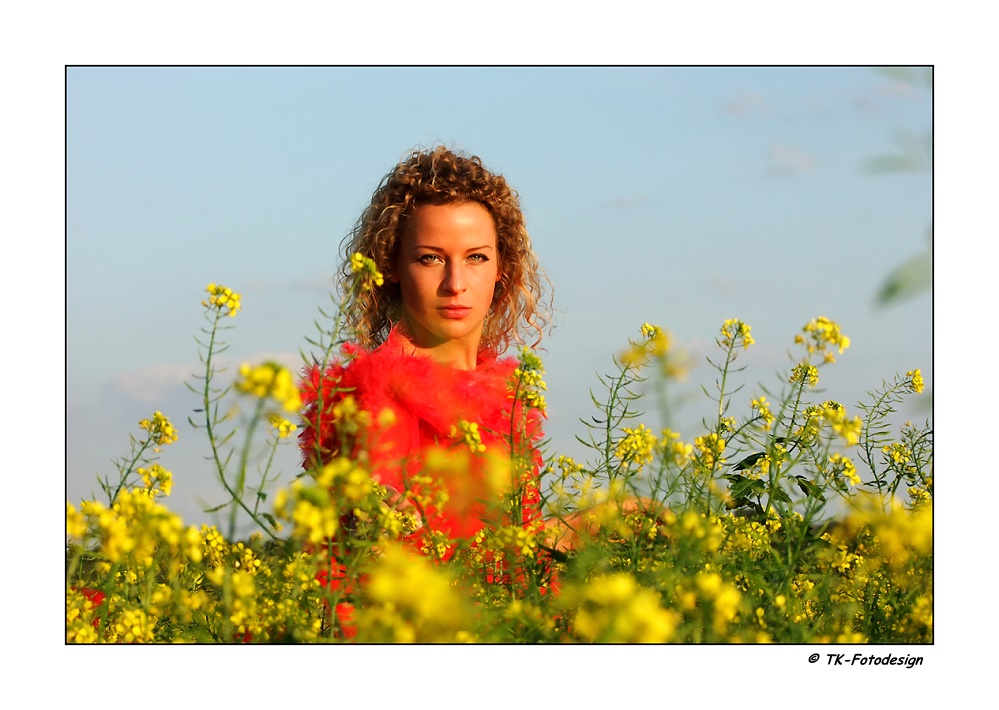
[66,66,932,532]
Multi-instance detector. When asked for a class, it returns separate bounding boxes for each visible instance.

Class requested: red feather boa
[298,328,545,544]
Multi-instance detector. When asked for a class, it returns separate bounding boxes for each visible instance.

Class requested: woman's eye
[418,254,443,265]
[468,253,489,263]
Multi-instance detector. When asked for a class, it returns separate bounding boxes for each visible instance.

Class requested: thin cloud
[875,79,922,100]
[847,79,925,117]
[108,363,194,404]
[236,275,336,295]
[107,352,302,404]
[767,143,817,177]
[685,335,787,367]
[722,90,774,118]
[706,273,759,298]
[804,97,833,117]
[291,274,338,294]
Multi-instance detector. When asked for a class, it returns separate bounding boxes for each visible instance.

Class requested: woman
[298,145,554,563]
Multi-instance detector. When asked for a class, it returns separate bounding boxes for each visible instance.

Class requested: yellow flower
[66,588,102,643]
[350,252,385,290]
[515,347,547,412]
[790,363,820,388]
[696,570,743,636]
[315,456,378,504]
[908,485,932,510]
[183,526,204,564]
[267,412,298,439]
[799,316,850,361]
[883,442,912,467]
[137,463,173,497]
[274,482,340,545]
[95,504,134,563]
[823,403,862,446]
[202,283,242,317]
[555,454,584,477]
[358,542,474,642]
[199,525,228,568]
[561,572,679,643]
[906,369,925,394]
[479,524,538,558]
[694,432,726,469]
[829,453,860,486]
[329,394,373,438]
[751,396,775,430]
[720,319,754,350]
[138,411,178,446]
[621,323,674,370]
[660,428,693,467]
[451,420,487,453]
[640,323,662,340]
[236,361,302,413]
[696,570,722,596]
[66,502,88,539]
[615,424,658,471]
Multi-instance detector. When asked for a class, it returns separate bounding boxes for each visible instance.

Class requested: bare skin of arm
[542,497,669,553]
[381,485,667,556]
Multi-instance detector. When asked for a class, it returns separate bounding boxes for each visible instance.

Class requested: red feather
[298,328,545,545]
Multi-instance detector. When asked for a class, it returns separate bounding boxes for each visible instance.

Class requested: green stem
[716,341,737,422]
[108,438,152,505]
[202,312,230,487]
[226,397,266,539]
[766,383,806,516]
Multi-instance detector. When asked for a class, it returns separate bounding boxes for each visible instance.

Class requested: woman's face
[392,201,500,354]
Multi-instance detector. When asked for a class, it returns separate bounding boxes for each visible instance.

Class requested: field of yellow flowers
[66,266,932,644]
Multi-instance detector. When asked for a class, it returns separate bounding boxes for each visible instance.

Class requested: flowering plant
[67,273,931,643]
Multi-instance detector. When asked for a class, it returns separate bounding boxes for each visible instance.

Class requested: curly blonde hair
[338,145,552,355]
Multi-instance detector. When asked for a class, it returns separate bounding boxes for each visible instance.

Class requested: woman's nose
[441,263,466,294]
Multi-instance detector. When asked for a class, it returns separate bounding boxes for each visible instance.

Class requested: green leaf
[771,486,792,504]
[871,66,933,90]
[877,249,931,306]
[794,475,826,502]
[862,132,931,175]
[730,477,765,499]
[731,452,765,471]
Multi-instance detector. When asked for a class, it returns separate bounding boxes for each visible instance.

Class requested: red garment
[75,587,105,629]
[298,330,550,638]
[298,328,546,547]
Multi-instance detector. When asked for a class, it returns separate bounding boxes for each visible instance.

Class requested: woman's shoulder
[300,329,523,419]
[356,329,518,386]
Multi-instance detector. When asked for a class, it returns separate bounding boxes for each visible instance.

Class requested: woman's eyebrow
[412,245,496,252]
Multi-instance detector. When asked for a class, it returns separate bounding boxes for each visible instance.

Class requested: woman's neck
[394,327,480,371]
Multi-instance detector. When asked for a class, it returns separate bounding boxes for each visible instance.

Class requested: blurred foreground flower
[236,361,302,413]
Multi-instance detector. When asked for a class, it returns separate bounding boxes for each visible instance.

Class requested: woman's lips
[438,305,472,319]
